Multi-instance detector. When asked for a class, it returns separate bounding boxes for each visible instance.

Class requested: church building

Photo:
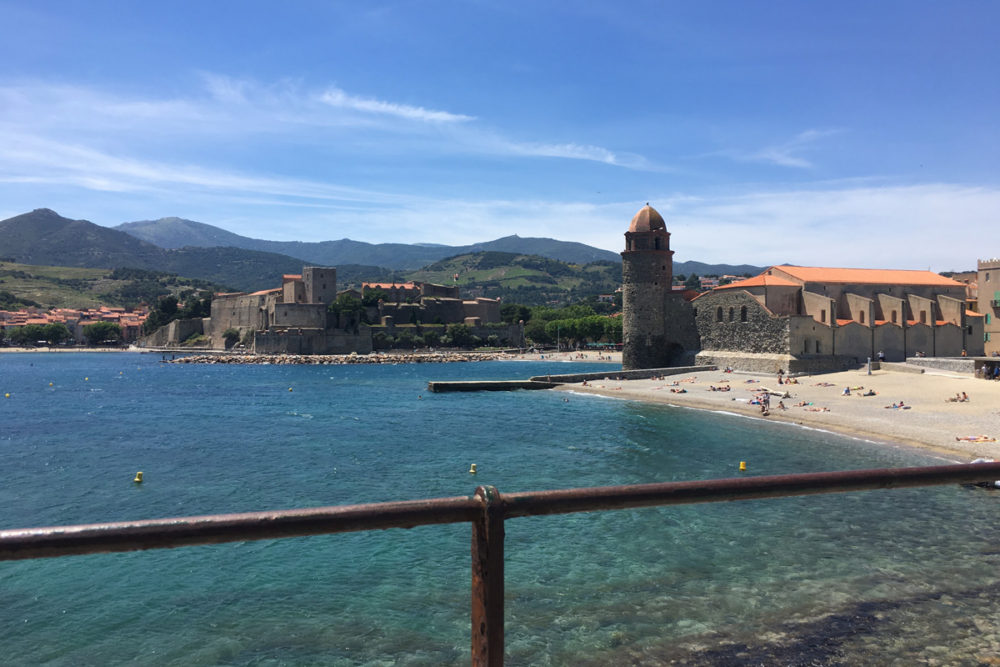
[620,204,985,373]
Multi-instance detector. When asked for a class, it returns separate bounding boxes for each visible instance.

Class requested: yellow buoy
[49,382,53,387]
[469,463,477,474]
[85,377,89,381]
[739,461,747,472]
[288,387,293,392]
[3,393,9,399]
[133,471,143,483]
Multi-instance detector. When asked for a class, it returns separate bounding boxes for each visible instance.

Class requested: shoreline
[557,367,1000,461]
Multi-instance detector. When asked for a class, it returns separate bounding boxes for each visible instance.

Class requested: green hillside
[405,252,621,305]
[0,262,223,309]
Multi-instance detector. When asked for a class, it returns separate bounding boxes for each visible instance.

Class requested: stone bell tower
[621,203,677,369]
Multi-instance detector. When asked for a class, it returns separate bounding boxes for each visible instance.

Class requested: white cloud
[319,86,474,123]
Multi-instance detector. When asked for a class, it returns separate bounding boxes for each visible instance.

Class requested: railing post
[471,485,504,666]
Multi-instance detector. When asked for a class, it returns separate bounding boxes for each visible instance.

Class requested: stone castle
[143,267,507,353]
[621,204,986,374]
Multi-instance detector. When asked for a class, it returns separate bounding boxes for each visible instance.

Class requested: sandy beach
[559,364,1000,461]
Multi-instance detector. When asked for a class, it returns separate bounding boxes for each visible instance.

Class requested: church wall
[934,323,964,357]
[876,294,905,325]
[695,290,790,354]
[936,295,964,325]
[419,298,466,324]
[844,293,874,325]
[873,324,905,362]
[788,315,834,357]
[802,290,835,325]
[763,285,801,316]
[833,321,872,361]
[906,323,933,357]
[463,298,501,324]
[906,294,935,325]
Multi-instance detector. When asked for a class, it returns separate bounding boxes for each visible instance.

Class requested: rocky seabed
[168,352,517,365]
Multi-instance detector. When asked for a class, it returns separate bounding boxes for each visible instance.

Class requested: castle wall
[253,328,372,355]
[269,302,327,329]
[421,283,460,298]
[209,293,273,339]
[304,267,337,305]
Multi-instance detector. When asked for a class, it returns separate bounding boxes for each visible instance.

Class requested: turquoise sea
[3,352,1000,665]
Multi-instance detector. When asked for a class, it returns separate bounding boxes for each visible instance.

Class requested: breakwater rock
[168,352,517,365]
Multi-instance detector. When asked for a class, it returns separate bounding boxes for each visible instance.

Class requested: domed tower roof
[628,204,666,233]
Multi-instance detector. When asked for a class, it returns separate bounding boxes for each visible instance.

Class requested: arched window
[728,307,734,322]
[740,306,748,322]
[655,237,661,250]
[803,339,810,353]
[920,311,927,324]
[820,309,826,323]
[891,310,897,324]
[716,307,723,322]
[815,340,821,353]
[859,311,865,324]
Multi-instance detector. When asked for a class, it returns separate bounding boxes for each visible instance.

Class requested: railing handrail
[4,461,1000,666]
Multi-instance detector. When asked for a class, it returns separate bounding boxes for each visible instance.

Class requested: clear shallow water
[2,353,1000,665]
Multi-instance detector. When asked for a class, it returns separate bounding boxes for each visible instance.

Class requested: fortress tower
[621,204,684,369]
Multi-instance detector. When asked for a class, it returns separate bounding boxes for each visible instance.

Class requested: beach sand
[559,366,1000,461]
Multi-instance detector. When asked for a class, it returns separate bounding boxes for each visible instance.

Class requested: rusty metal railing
[3,462,1000,666]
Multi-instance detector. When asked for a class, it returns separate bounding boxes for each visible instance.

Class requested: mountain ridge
[115,216,621,269]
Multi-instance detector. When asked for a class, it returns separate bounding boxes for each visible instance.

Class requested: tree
[445,323,475,347]
[83,321,122,346]
[42,323,72,345]
[500,303,531,324]
[222,328,240,348]
[684,273,701,289]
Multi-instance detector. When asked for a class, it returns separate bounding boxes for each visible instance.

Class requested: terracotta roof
[768,265,961,287]
[282,274,302,281]
[967,310,984,317]
[249,288,282,296]
[836,318,855,326]
[715,274,800,290]
[628,204,666,233]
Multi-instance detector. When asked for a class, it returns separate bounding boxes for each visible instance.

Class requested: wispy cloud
[319,86,474,123]
[713,129,842,169]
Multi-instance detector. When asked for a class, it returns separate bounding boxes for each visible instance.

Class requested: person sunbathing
[956,435,997,443]
[862,390,877,396]
[794,401,812,407]
[669,388,687,394]
[805,406,830,412]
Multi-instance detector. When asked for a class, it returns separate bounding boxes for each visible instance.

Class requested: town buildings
[0,306,148,344]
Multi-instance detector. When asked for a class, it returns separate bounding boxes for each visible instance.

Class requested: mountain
[115,217,621,269]
[673,260,762,278]
[0,209,307,292]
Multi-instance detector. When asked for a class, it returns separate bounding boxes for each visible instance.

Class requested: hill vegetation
[0,262,223,309]
[405,252,621,305]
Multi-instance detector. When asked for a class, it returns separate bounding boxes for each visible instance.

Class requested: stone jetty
[168,351,517,365]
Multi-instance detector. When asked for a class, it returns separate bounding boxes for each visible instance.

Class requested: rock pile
[169,351,517,365]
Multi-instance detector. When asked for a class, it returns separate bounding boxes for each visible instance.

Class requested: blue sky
[1,1,998,271]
